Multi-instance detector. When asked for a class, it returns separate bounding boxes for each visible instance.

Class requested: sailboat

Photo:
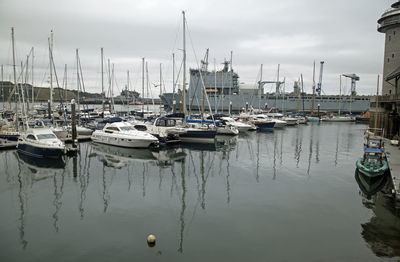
[177,11,217,143]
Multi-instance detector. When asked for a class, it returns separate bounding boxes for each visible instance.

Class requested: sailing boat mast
[76,49,80,120]
[11,27,18,131]
[259,64,263,110]
[101,48,105,117]
[49,30,53,112]
[142,57,145,113]
[31,47,34,107]
[182,11,186,115]
[311,61,316,116]
[338,75,342,116]
[160,63,162,114]
[172,53,175,101]
[146,61,149,113]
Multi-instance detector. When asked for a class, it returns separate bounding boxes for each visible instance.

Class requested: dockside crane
[342,73,360,96]
[316,61,324,96]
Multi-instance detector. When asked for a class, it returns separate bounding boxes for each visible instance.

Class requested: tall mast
[76,49,80,116]
[214,58,217,114]
[49,30,53,110]
[172,53,175,100]
[259,64,263,110]
[146,61,149,112]
[311,61,316,115]
[127,70,130,111]
[107,58,111,111]
[1,64,4,110]
[31,47,34,107]
[182,11,186,115]
[11,27,18,131]
[25,55,30,112]
[101,48,105,116]
[142,57,144,113]
[160,63,162,114]
[338,75,342,116]
[301,74,305,113]
[111,63,115,113]
[64,64,67,102]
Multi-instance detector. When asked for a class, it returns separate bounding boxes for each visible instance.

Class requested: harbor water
[1,122,399,261]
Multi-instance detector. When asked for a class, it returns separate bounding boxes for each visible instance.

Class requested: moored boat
[91,122,159,148]
[356,147,389,183]
[17,128,66,158]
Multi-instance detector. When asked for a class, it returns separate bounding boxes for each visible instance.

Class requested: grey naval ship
[160,61,371,114]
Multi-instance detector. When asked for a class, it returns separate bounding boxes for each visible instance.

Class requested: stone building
[371,1,400,138]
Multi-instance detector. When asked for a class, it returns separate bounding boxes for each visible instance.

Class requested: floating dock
[385,141,400,201]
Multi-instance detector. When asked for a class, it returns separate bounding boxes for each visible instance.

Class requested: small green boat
[356,147,388,183]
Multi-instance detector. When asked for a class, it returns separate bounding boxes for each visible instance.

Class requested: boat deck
[385,141,400,201]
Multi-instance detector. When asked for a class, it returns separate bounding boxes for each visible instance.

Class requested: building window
[394,30,396,35]
[389,89,392,95]
[388,58,390,62]
[392,53,395,58]
[389,35,391,41]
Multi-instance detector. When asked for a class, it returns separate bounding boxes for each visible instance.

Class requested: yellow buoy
[147,234,156,247]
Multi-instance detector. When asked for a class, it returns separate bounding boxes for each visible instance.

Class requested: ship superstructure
[160,61,370,114]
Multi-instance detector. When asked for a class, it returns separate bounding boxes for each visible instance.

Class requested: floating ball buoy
[147,234,156,247]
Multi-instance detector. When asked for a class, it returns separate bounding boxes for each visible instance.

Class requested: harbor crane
[316,61,324,96]
[342,73,360,96]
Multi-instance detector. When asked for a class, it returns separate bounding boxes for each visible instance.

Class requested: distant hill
[0,81,102,102]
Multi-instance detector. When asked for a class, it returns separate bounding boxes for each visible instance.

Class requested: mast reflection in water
[0,123,399,261]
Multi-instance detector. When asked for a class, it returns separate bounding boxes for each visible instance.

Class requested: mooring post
[317,104,320,118]
[173,100,176,114]
[71,99,77,148]
[229,101,232,115]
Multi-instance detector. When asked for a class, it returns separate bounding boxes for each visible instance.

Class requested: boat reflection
[90,143,156,168]
[151,148,186,167]
[355,169,400,258]
[16,151,65,181]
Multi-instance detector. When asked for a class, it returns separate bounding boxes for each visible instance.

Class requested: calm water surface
[1,123,399,261]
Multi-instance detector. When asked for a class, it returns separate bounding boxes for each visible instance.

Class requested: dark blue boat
[17,129,66,159]
[253,121,275,130]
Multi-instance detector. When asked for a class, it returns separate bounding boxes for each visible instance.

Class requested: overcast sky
[0,0,394,97]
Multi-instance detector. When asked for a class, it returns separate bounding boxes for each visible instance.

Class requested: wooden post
[172,100,176,114]
[317,104,320,118]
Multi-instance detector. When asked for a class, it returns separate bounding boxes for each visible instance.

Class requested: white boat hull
[91,132,158,148]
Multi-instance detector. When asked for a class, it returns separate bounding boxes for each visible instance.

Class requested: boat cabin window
[119,126,135,131]
[27,134,36,140]
[37,134,57,140]
[106,126,120,131]
[156,119,176,127]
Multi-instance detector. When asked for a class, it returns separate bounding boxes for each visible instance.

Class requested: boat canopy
[364,148,383,153]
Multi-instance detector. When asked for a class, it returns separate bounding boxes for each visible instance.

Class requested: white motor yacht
[91,122,158,148]
[220,117,255,133]
[17,128,66,158]
[282,117,299,126]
